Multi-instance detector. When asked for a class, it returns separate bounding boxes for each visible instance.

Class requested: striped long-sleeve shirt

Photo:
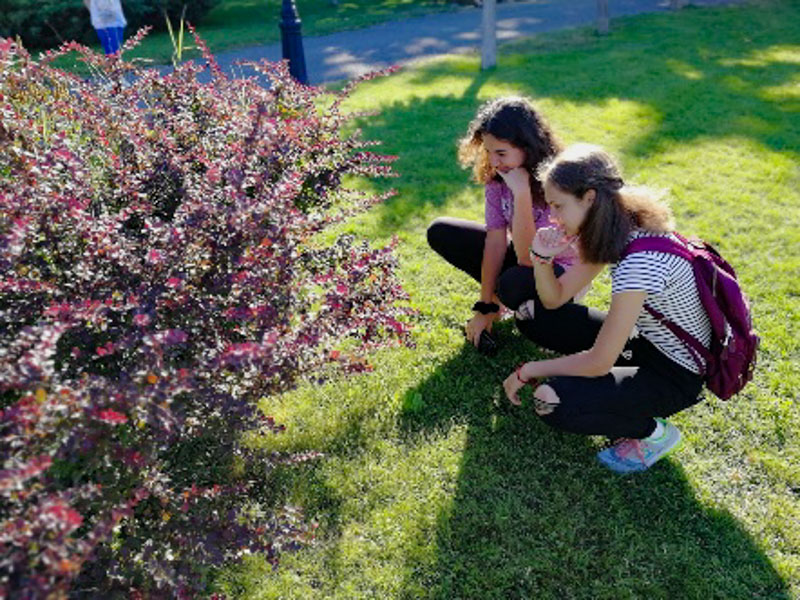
[612,230,711,374]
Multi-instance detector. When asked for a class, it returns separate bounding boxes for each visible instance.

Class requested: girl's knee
[495,270,514,308]
[426,218,448,251]
[496,267,532,310]
[533,383,560,416]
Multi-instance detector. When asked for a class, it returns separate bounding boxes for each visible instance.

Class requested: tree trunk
[596,0,609,35]
[481,0,497,69]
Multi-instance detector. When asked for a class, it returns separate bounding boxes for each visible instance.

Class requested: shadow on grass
[397,322,790,598]
[353,1,799,239]
[220,3,797,595]
[358,5,799,596]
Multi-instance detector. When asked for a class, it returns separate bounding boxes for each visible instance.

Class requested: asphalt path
[181,0,745,85]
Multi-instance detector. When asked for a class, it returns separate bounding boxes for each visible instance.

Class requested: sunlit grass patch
[218,2,800,598]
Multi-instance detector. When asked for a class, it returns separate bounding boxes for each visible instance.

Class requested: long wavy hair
[458,96,561,207]
[538,144,674,264]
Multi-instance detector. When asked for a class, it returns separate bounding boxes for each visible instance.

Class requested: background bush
[0,32,410,597]
[0,0,221,50]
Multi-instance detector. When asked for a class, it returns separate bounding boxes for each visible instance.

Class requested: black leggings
[427,217,704,440]
[426,217,566,326]
[517,304,704,439]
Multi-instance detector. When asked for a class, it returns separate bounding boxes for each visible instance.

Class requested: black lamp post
[279,0,308,84]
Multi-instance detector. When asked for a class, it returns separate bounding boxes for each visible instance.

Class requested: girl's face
[544,181,595,236]
[483,133,526,175]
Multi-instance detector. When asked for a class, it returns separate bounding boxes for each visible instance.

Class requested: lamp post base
[279,0,308,84]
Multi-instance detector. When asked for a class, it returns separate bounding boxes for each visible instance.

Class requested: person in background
[84,0,127,56]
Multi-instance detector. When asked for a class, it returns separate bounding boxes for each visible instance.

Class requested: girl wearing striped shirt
[503,144,711,474]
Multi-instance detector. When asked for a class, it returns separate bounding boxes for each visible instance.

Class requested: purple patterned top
[484,180,578,267]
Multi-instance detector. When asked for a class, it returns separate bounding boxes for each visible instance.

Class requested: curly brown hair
[538,144,674,264]
[458,96,561,207]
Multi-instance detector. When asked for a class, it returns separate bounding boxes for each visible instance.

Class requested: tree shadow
[355,5,799,596]
[397,324,790,598]
[402,2,800,156]
[352,1,799,240]
[229,3,797,595]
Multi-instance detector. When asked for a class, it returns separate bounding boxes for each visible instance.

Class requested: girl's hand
[496,167,530,195]
[503,369,526,406]
[465,312,494,347]
[531,225,575,260]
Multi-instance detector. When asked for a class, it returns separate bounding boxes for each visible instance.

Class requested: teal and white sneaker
[596,419,681,474]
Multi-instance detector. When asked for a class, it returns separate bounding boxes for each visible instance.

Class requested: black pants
[426,216,564,314]
[517,304,704,439]
[427,217,704,440]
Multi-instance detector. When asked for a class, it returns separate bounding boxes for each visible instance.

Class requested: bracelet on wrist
[472,301,500,315]
[530,249,555,264]
[516,364,533,384]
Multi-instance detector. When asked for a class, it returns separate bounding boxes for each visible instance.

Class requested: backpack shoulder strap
[622,233,710,373]
[620,234,694,261]
[640,303,710,373]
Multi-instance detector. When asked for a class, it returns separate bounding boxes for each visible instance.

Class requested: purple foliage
[0,29,411,597]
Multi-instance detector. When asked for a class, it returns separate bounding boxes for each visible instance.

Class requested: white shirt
[87,0,127,29]
[612,230,711,373]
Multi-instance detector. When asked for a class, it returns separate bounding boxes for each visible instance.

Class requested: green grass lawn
[52,0,465,68]
[216,1,800,597]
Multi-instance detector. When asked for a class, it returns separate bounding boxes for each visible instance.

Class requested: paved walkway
[202,0,744,85]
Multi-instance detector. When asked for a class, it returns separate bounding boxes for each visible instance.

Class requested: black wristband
[472,301,500,315]
[530,249,555,263]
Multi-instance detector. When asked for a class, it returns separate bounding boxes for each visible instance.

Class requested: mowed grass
[216,2,800,598]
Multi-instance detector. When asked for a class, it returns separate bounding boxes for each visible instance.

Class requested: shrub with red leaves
[0,30,411,598]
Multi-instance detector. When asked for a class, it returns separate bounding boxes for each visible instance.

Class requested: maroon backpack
[622,233,758,400]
